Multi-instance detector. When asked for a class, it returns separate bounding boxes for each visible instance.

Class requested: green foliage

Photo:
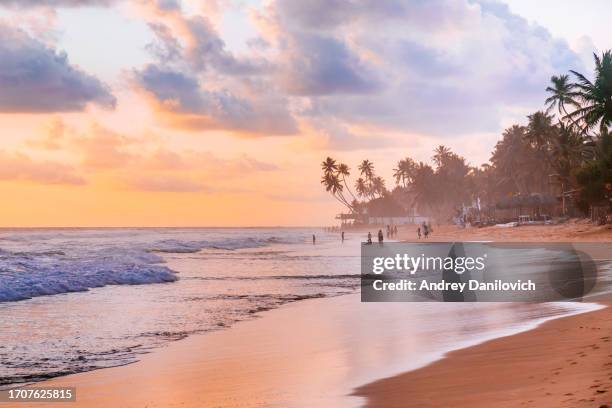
[575,132,612,212]
[568,51,612,134]
[321,49,612,219]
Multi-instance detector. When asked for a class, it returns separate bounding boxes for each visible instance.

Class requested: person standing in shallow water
[312,234,316,244]
[378,229,384,244]
[367,232,372,244]
[341,231,345,242]
[417,227,421,239]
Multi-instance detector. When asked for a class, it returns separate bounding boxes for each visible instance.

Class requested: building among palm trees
[335,193,429,227]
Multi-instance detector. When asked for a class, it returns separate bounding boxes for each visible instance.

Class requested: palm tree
[358,159,374,181]
[410,162,438,213]
[321,173,342,195]
[470,164,496,207]
[337,163,357,201]
[393,157,416,187]
[491,125,532,194]
[432,145,452,167]
[321,157,338,176]
[355,177,368,198]
[372,176,386,197]
[545,74,580,127]
[568,50,612,134]
[358,159,377,198]
[321,172,353,211]
[549,123,584,188]
[525,111,558,192]
[525,111,556,149]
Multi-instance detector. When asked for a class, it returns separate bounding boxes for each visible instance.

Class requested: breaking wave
[0,248,177,303]
[0,232,308,303]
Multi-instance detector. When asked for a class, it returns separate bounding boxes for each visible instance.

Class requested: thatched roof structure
[496,193,558,209]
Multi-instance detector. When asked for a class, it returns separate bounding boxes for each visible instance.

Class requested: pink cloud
[0,151,85,185]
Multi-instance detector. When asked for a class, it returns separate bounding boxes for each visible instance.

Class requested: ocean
[0,228,604,395]
[0,228,358,387]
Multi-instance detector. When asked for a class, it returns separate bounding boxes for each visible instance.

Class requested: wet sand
[5,294,596,408]
[355,302,612,408]
[351,220,612,407]
[5,222,611,407]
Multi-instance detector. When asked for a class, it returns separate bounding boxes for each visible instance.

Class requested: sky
[0,0,608,227]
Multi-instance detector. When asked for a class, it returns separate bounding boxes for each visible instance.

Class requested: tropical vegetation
[321,50,612,221]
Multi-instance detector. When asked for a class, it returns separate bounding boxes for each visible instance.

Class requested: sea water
[0,228,607,393]
[0,228,358,386]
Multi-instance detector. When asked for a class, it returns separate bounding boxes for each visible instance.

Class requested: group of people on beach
[322,221,433,245]
[365,230,384,244]
[365,226,393,244]
[416,221,433,239]
[386,225,398,239]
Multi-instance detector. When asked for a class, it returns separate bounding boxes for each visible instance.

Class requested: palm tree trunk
[342,176,358,202]
[561,104,582,131]
[332,193,354,212]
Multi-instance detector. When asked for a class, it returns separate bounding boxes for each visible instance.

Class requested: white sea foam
[149,236,302,253]
[0,249,178,302]
[0,230,310,303]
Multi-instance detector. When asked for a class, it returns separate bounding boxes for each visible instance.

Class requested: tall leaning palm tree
[568,50,612,134]
[337,163,357,201]
[545,74,580,128]
[321,172,353,211]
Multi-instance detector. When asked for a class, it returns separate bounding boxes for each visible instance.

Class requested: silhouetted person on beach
[312,234,316,244]
[417,227,421,239]
[378,229,384,244]
[423,223,429,239]
[341,231,345,242]
[367,232,372,244]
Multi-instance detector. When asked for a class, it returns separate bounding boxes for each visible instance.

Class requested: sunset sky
[0,0,609,227]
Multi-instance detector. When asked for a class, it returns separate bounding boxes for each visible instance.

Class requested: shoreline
[3,224,610,407]
[7,295,608,407]
[339,219,612,242]
[354,301,611,408]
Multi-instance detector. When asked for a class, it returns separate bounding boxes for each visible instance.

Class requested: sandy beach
[2,0,611,406]
[5,299,609,408]
[394,219,612,242]
[353,221,612,407]
[2,225,610,407]
[355,302,612,408]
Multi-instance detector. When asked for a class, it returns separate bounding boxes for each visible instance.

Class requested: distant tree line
[322,51,612,220]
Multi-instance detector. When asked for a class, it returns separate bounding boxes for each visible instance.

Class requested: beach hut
[495,193,558,223]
